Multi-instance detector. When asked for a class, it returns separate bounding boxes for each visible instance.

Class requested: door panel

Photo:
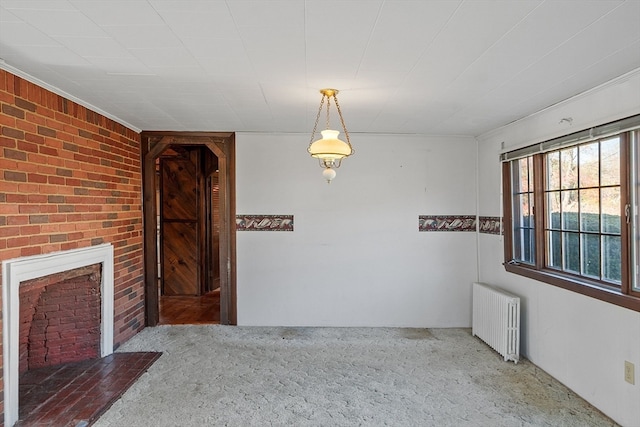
[160,149,200,296]
[162,155,198,221]
[162,222,198,295]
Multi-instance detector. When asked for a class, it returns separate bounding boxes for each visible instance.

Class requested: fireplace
[2,244,114,427]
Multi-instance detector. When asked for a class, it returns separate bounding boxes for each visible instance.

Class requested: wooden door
[160,149,201,296]
[141,131,236,326]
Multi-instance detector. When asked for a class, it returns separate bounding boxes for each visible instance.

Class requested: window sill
[504,263,640,312]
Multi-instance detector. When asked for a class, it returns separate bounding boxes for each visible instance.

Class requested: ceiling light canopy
[308,89,354,183]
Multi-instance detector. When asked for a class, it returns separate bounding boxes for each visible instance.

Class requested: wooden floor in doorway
[159,288,220,325]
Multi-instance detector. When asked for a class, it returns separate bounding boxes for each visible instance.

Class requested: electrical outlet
[624,361,635,385]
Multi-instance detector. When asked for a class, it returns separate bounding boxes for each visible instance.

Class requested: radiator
[472,282,520,363]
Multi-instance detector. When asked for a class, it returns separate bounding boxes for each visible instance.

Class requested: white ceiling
[0,0,639,136]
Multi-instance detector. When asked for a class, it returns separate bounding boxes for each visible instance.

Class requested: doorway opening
[141,132,236,326]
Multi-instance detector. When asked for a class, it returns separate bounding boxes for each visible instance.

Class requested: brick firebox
[19,264,101,373]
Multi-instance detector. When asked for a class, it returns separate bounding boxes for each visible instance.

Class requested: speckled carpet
[94,326,617,427]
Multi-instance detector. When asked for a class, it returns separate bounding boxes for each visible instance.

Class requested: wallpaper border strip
[478,216,502,235]
[236,215,294,231]
[419,215,476,232]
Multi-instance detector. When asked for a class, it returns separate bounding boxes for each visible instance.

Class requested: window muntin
[544,137,621,284]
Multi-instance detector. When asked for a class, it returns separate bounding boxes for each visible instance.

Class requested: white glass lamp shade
[308,129,352,161]
[322,168,337,183]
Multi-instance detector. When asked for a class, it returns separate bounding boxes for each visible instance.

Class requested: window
[502,115,640,311]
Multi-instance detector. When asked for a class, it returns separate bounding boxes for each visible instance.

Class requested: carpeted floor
[94,326,617,427]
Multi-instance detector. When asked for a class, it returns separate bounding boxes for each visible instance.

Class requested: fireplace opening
[19,264,102,374]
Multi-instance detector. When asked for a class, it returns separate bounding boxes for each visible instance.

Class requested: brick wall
[0,69,145,416]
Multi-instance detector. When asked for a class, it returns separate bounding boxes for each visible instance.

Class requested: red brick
[6,193,28,203]
[16,119,37,134]
[28,153,47,164]
[0,158,18,170]
[0,135,17,148]
[17,162,38,173]
[15,97,36,112]
[18,140,38,153]
[27,173,47,184]
[4,171,26,182]
[61,241,79,251]
[4,147,27,161]
[48,176,65,185]
[2,127,24,139]
[0,226,20,237]
[7,236,29,248]
[29,235,49,245]
[49,234,67,243]
[8,216,29,225]
[20,246,41,257]
[25,111,46,125]
[18,203,43,213]
[20,225,40,235]
[39,146,58,156]
[29,215,49,224]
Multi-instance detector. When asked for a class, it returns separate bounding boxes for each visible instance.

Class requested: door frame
[141,131,236,325]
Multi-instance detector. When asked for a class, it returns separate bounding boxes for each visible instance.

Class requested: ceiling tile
[70,0,164,26]
[6,7,108,38]
[100,25,183,49]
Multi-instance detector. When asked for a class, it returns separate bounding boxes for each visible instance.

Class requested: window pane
[547,230,562,269]
[602,235,621,284]
[600,137,620,186]
[581,233,600,278]
[512,158,532,193]
[633,132,640,291]
[547,192,561,229]
[527,156,534,191]
[514,194,533,227]
[528,229,536,264]
[512,159,523,192]
[513,230,535,264]
[517,229,533,264]
[560,147,578,189]
[601,187,620,234]
[514,228,534,264]
[518,158,530,192]
[563,232,580,273]
[579,142,599,188]
[561,190,579,231]
[580,189,599,233]
[513,192,523,227]
[511,157,535,265]
[513,228,524,261]
[547,151,560,191]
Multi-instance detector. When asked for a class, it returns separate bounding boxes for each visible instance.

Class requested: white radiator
[472,282,520,363]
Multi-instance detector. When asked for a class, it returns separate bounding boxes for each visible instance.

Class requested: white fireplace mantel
[2,244,114,427]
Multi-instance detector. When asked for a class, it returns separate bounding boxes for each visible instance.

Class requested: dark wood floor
[159,288,220,325]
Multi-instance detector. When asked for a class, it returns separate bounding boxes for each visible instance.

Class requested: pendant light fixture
[308,88,354,183]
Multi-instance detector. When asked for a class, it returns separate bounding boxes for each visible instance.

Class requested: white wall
[236,133,478,327]
[476,69,640,426]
